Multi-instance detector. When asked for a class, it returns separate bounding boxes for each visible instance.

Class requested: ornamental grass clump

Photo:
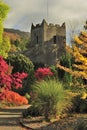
[30,79,70,121]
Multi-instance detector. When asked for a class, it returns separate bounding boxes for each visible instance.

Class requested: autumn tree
[57,30,87,83]
[0,0,11,58]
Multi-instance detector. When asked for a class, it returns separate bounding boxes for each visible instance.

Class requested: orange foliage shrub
[0,90,28,106]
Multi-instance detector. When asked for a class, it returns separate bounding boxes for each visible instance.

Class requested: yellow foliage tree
[57,31,87,80]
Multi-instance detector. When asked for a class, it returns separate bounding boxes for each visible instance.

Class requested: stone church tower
[24,19,66,66]
[31,19,66,45]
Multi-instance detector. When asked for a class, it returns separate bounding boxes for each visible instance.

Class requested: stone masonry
[24,19,66,66]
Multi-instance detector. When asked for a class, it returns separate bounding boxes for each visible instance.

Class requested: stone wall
[24,38,66,66]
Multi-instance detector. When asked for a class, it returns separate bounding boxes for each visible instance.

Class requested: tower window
[36,36,38,44]
[53,36,57,44]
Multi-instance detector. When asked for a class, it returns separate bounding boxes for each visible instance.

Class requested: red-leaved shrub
[35,67,53,80]
[0,56,28,90]
[0,55,28,103]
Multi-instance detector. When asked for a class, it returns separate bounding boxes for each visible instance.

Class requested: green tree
[0,1,10,58]
[59,53,73,85]
[13,38,29,51]
[0,0,9,43]
[0,36,11,58]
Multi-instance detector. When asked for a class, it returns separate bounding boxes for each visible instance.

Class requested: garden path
[0,105,30,130]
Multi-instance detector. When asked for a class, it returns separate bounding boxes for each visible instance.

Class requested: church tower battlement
[31,19,66,45]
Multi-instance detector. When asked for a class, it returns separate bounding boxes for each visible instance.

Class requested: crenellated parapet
[31,19,66,44]
[31,19,65,31]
